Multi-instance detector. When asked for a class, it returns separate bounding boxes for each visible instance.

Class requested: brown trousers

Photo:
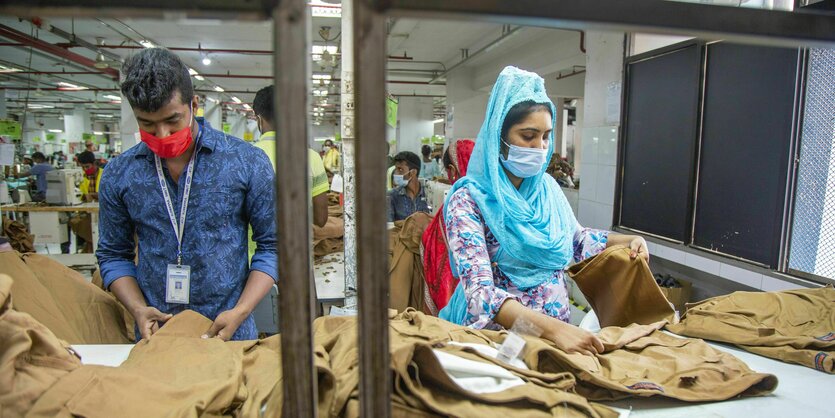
[389,212,432,313]
[27,310,286,418]
[666,286,835,374]
[0,274,81,418]
[387,310,776,403]
[568,245,675,328]
[0,251,134,344]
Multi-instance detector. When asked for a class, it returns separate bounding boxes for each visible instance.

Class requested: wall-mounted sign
[386,97,398,128]
[0,120,22,139]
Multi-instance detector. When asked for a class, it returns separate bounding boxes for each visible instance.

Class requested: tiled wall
[578,126,618,230]
[644,240,812,291]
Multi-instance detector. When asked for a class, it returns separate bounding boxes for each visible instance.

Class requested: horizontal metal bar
[377,0,835,48]
[0,0,273,19]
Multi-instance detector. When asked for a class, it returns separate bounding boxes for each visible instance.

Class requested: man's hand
[202,307,248,341]
[132,306,173,340]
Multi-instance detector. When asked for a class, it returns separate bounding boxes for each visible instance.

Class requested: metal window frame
[614,38,706,246]
[1,1,834,417]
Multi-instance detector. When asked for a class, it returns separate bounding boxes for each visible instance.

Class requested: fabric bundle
[666,286,835,374]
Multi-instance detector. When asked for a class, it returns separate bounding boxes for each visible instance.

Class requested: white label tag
[166,264,191,304]
[497,332,526,363]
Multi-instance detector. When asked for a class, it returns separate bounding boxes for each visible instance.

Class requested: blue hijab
[440,66,577,325]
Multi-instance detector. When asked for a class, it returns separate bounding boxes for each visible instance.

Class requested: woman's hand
[629,236,650,261]
[543,317,605,356]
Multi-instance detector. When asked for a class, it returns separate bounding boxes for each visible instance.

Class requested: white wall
[396,96,435,155]
[630,33,693,56]
[578,31,624,231]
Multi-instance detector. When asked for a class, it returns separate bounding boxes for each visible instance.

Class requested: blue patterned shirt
[387,184,432,221]
[96,119,277,340]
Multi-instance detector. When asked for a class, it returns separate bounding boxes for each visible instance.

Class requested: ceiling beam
[0,24,120,80]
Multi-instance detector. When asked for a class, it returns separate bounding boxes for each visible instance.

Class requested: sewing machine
[45,169,83,206]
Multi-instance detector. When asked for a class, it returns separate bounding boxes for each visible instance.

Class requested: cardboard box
[659,278,692,314]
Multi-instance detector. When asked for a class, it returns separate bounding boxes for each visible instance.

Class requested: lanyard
[154,129,200,266]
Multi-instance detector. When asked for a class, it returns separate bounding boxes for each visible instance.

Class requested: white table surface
[71,338,830,417]
[314,252,346,301]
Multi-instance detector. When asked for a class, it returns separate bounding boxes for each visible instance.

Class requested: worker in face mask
[387,151,431,222]
[95,48,277,343]
[438,66,650,357]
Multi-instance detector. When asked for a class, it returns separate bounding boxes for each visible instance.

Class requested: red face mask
[84,166,97,176]
[139,110,194,158]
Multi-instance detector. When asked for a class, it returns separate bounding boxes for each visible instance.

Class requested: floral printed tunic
[445,187,609,330]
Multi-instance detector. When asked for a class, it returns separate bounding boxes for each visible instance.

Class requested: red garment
[422,139,474,315]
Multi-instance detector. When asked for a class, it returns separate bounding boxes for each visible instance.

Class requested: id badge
[166,264,191,304]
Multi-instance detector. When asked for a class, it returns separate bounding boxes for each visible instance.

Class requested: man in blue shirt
[387,151,431,221]
[96,48,277,341]
[16,152,52,201]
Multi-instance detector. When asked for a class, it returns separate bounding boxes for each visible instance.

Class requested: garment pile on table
[313,203,346,257]
[2,216,35,253]
[666,285,835,374]
[0,250,133,344]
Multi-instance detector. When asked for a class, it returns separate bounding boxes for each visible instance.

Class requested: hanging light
[202,55,212,66]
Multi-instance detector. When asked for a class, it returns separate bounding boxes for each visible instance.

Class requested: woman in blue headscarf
[439,67,649,356]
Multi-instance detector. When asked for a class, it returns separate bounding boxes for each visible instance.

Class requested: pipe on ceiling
[428,25,524,84]
[34,19,123,61]
[0,24,119,80]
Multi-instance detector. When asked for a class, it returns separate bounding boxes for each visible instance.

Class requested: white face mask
[393,171,410,187]
[499,138,548,178]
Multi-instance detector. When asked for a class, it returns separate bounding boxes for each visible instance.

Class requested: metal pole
[274,0,317,416]
[341,0,358,308]
[354,0,391,416]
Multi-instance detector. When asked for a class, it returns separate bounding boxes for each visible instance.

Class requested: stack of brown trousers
[389,212,432,313]
[666,286,835,374]
[314,311,617,418]
[0,274,82,417]
[384,310,776,403]
[26,310,290,418]
[0,250,133,344]
[568,245,675,328]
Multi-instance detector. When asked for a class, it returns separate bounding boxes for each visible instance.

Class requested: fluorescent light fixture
[95,114,114,118]
[93,131,104,135]
[231,96,242,104]
[213,86,225,92]
[139,40,155,48]
[313,89,328,97]
[188,68,198,76]
[49,129,63,133]
[206,97,220,104]
[242,104,252,111]
[194,75,205,81]
[103,94,122,101]
[312,74,332,80]
[27,104,54,109]
[57,82,88,90]
[202,56,212,66]
[432,118,444,124]
[0,65,21,73]
[311,45,338,55]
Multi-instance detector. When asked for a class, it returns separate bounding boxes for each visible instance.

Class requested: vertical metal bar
[341,0,358,308]
[353,0,391,417]
[274,0,317,416]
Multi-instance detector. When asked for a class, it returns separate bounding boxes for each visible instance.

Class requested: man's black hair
[78,151,96,165]
[120,48,194,113]
[393,151,421,176]
[253,85,274,123]
[32,152,46,162]
[421,144,432,157]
